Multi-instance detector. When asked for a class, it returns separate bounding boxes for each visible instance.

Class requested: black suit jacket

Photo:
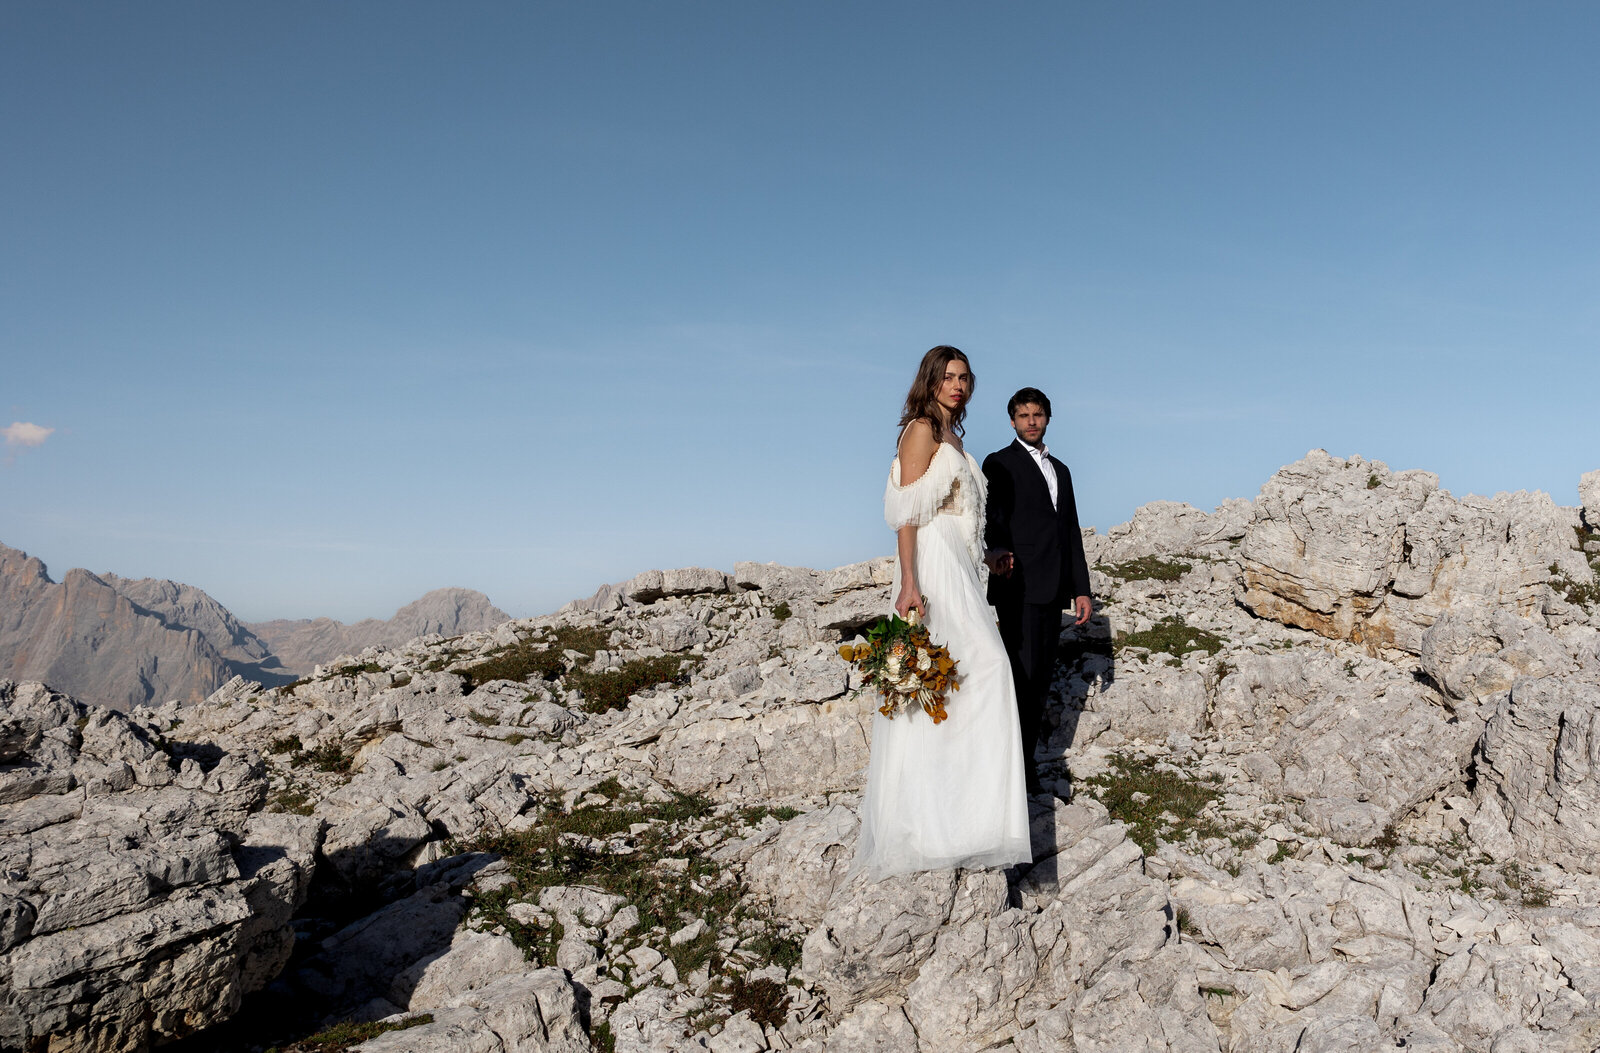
[983,441,1092,609]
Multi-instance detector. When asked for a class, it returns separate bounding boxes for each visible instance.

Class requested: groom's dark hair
[1007,387,1052,420]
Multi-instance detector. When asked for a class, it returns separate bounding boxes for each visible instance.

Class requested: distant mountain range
[0,542,510,710]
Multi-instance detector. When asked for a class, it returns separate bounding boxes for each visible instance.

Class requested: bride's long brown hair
[899,345,974,445]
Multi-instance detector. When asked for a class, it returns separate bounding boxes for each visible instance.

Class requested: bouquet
[837,607,960,723]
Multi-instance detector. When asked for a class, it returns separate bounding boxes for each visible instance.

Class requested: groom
[983,387,1092,793]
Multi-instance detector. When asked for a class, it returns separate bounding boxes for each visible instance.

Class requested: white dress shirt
[1015,439,1058,510]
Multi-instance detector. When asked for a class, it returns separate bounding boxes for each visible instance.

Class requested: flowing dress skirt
[850,510,1033,879]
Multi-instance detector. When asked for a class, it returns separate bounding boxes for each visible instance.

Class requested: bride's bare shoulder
[897,418,937,456]
[896,419,939,483]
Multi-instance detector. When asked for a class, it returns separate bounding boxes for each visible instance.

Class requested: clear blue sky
[3,2,1596,622]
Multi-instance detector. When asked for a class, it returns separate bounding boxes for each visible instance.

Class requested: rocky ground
[3,451,1599,1053]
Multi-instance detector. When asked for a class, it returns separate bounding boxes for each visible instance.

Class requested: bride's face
[936,360,972,415]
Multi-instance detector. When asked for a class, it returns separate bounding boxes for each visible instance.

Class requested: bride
[849,346,1033,880]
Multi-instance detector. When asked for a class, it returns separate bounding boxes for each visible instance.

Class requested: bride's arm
[893,421,937,617]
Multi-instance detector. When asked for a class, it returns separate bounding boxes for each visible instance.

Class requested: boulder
[1581,469,1600,531]
[1238,451,1577,657]
[1096,499,1252,563]
[0,680,317,1053]
[1474,672,1600,874]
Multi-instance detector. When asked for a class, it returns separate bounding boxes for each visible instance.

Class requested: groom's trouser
[998,601,1063,777]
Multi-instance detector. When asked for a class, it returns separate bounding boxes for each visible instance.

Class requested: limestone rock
[353,969,588,1052]
[654,693,875,802]
[1475,672,1600,873]
[0,680,317,1052]
[824,1000,920,1052]
[1080,663,1208,744]
[801,868,967,1012]
[1238,451,1576,657]
[1581,469,1600,531]
[741,805,860,924]
[1096,499,1252,563]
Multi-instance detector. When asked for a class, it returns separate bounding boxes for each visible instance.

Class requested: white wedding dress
[849,442,1033,880]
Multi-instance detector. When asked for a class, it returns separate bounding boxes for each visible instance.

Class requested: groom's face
[1010,403,1049,446]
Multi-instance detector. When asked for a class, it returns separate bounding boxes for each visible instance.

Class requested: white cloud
[3,422,54,447]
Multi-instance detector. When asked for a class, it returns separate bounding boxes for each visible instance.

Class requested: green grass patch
[667,928,720,978]
[1079,753,1226,855]
[267,735,303,755]
[466,708,497,726]
[264,1013,433,1053]
[458,787,737,965]
[1367,473,1381,489]
[456,624,611,693]
[334,661,384,677]
[268,786,315,816]
[1095,556,1193,582]
[500,732,530,746]
[738,805,801,827]
[567,654,700,714]
[772,601,792,621]
[1115,617,1225,658]
[1501,861,1552,908]
[1267,841,1294,864]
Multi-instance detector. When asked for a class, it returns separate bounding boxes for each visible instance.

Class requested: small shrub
[1367,473,1381,489]
[1115,617,1225,658]
[1268,841,1295,864]
[456,624,610,693]
[1548,562,1600,609]
[590,1021,616,1053]
[466,708,497,726]
[291,743,351,774]
[1095,556,1192,582]
[743,931,803,972]
[335,662,383,677]
[568,655,699,714]
[729,975,790,1030]
[430,760,450,772]
[738,805,801,827]
[772,601,792,621]
[268,735,303,755]
[501,732,529,746]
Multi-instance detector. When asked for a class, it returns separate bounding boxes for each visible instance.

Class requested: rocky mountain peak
[3,453,1598,1052]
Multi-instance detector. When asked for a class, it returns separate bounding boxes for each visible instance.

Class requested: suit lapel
[1011,441,1055,515]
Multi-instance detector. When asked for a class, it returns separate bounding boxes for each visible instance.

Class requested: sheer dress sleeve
[884,445,963,531]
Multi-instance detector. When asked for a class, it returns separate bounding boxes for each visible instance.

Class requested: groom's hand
[1072,595,1092,626]
[984,549,1014,576]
